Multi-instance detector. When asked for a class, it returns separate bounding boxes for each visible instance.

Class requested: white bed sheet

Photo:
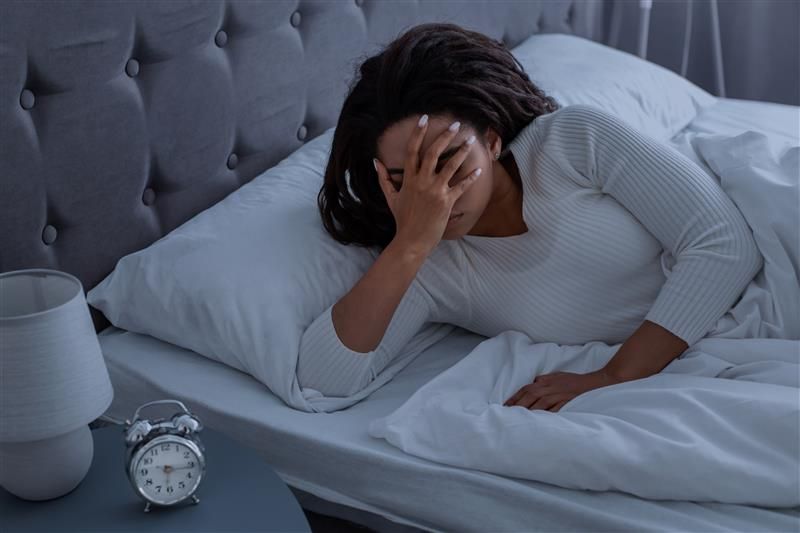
[97,96,800,533]
[668,97,799,171]
[98,326,799,533]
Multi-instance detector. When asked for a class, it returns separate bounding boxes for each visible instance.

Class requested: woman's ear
[482,127,503,156]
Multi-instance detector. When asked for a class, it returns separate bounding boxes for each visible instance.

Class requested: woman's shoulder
[516,104,615,139]
[543,103,614,124]
[506,105,603,168]
[508,106,606,192]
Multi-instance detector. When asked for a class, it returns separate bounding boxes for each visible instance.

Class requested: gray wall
[606,0,799,106]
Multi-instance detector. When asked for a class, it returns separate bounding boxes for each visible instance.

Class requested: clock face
[133,438,202,504]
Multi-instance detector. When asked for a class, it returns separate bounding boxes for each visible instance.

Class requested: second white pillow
[511,33,717,141]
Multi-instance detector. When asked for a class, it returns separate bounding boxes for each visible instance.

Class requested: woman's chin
[442,220,468,240]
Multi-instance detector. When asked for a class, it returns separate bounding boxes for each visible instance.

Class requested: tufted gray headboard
[0,0,605,333]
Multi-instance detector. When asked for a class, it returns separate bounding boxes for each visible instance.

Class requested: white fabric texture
[369,126,800,507]
[510,33,717,141]
[297,104,764,397]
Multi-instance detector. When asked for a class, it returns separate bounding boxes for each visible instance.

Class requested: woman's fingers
[503,376,574,411]
[374,158,396,211]
[504,382,562,407]
[503,391,521,407]
[405,113,429,186]
[504,392,569,411]
[419,119,462,184]
[530,394,573,411]
[516,390,545,409]
[438,134,475,188]
[508,386,543,408]
[447,167,482,201]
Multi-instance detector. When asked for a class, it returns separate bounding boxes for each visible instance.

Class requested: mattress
[97,96,800,533]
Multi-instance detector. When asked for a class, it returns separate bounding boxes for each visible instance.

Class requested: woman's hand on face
[503,369,623,412]
[374,114,483,256]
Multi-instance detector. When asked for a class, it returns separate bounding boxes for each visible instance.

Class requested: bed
[3,0,799,531]
[93,96,800,532]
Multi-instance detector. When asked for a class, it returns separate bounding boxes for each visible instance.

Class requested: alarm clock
[122,399,206,513]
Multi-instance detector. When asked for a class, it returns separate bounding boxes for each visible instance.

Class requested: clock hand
[155,464,193,473]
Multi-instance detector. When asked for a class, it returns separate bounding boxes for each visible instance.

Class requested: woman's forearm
[330,236,429,353]
[602,319,689,382]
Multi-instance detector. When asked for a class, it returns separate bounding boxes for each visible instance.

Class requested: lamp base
[0,424,93,501]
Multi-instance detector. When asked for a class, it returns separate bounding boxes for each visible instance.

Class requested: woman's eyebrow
[387,145,461,175]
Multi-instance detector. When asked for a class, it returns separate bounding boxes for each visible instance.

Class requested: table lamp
[0,268,114,501]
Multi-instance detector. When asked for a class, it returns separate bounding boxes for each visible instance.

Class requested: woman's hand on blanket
[503,369,623,412]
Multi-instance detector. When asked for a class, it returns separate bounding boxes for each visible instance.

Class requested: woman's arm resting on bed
[296,237,433,397]
[603,319,688,382]
[504,319,687,411]
[504,320,688,411]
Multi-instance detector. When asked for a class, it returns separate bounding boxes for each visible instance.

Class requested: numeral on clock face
[137,440,200,502]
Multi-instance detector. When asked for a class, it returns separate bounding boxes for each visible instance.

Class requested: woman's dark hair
[319,22,559,250]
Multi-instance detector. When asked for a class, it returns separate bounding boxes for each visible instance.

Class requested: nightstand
[0,424,312,532]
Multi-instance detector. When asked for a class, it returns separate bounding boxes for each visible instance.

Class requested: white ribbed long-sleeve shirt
[297,104,764,397]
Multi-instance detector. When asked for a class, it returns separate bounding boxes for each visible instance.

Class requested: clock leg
[192,495,200,504]
[144,502,151,513]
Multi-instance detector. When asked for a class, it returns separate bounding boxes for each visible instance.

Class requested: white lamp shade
[0,269,113,443]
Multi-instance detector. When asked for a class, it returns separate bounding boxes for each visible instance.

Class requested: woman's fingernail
[449,121,461,132]
[418,114,428,127]
[466,134,476,145]
[474,167,482,176]
[373,158,378,171]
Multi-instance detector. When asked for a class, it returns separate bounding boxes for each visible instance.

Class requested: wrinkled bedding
[369,129,800,507]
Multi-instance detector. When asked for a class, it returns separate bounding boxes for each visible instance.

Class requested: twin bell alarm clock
[122,399,206,513]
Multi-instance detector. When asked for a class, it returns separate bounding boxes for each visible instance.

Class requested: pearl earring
[495,152,500,160]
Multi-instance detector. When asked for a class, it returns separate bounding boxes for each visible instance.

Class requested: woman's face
[375,114,501,240]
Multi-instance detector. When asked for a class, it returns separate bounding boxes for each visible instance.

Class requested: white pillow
[87,127,382,412]
[511,33,717,141]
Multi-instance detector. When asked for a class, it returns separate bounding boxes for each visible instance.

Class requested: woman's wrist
[595,367,629,385]
[388,233,433,264]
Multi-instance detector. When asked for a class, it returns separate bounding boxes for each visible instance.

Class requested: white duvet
[369,130,800,508]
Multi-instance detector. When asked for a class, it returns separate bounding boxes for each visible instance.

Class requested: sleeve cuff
[644,292,712,348]
[296,302,373,397]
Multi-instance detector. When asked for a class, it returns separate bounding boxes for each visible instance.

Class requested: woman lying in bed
[296,23,763,410]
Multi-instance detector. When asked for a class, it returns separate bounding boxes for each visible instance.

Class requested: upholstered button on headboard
[0,0,604,332]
